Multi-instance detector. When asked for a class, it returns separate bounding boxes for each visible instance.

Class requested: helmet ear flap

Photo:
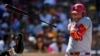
[82,9,86,16]
[82,12,85,17]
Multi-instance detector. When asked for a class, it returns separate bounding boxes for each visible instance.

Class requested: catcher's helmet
[71,3,86,15]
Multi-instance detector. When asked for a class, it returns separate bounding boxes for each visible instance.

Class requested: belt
[70,52,90,55]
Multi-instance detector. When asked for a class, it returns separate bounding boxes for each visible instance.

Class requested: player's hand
[68,22,76,31]
[68,23,71,31]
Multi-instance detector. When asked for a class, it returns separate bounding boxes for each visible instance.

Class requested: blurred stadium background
[0,0,100,56]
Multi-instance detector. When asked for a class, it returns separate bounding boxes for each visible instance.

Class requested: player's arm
[70,23,87,41]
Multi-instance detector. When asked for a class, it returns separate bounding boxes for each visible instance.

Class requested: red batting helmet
[71,3,86,15]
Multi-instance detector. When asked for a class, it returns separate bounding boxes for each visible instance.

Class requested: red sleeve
[70,24,87,41]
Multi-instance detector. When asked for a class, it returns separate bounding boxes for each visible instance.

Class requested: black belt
[70,52,90,55]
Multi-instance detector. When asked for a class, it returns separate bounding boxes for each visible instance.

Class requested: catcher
[0,33,24,56]
[65,3,92,56]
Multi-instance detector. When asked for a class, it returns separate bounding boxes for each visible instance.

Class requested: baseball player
[0,33,24,56]
[65,3,92,56]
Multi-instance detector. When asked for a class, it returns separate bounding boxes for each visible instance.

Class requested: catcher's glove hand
[14,33,24,54]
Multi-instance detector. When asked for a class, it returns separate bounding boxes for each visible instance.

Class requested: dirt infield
[17,52,97,56]
[17,52,65,56]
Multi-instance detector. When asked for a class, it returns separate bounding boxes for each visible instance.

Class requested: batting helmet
[71,3,86,15]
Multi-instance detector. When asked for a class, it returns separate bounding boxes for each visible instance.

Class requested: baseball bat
[68,18,72,24]
[4,4,57,28]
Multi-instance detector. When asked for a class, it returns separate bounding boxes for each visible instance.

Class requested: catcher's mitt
[14,33,24,54]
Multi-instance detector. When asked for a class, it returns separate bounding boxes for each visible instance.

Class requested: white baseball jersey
[66,16,92,52]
